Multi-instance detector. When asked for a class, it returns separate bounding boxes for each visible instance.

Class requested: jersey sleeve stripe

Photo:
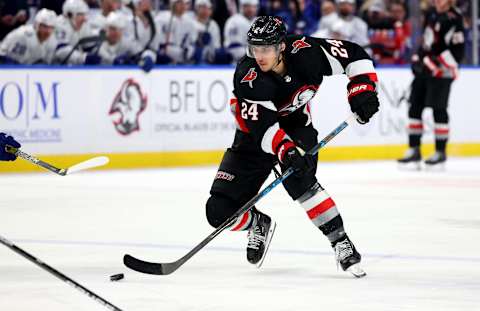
[272,128,289,154]
[439,50,458,68]
[260,124,293,155]
[244,98,277,111]
[230,98,249,133]
[261,123,280,154]
[320,46,344,75]
[345,59,376,80]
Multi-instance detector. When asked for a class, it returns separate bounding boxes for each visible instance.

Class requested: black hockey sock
[435,140,447,153]
[434,123,449,153]
[407,118,422,148]
[409,135,421,148]
[319,215,346,243]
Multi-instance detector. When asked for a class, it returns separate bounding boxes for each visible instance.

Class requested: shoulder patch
[291,36,311,54]
[241,68,257,88]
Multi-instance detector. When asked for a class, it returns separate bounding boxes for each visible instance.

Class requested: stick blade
[123,254,176,275]
[65,156,109,175]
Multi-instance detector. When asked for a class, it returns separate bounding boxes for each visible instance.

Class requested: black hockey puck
[110,273,124,282]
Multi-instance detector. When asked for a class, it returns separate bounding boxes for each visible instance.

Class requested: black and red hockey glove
[347,75,380,124]
[276,140,315,177]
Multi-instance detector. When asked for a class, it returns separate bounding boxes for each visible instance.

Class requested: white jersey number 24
[241,103,259,121]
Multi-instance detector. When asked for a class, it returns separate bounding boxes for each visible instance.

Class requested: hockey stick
[124,113,358,275]
[5,145,109,176]
[0,234,123,311]
[60,32,106,65]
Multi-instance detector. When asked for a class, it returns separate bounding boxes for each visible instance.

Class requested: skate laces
[247,226,265,250]
[334,239,354,268]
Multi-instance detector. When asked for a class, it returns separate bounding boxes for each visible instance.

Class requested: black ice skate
[424,151,447,170]
[397,147,421,170]
[247,211,276,268]
[332,236,366,278]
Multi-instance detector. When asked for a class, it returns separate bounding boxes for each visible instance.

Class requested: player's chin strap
[272,55,283,72]
[271,43,284,73]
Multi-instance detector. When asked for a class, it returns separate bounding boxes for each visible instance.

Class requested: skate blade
[397,161,421,171]
[424,162,446,172]
[346,263,367,278]
[255,221,277,269]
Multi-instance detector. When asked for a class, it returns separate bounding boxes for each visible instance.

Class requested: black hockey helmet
[247,16,287,46]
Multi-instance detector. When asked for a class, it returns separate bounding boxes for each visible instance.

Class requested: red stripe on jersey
[231,212,250,231]
[230,98,249,133]
[350,73,378,82]
[307,198,335,220]
[272,128,287,154]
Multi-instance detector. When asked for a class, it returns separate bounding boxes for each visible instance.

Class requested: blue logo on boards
[0,75,62,143]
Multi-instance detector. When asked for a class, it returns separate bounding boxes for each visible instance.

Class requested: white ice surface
[1,159,480,311]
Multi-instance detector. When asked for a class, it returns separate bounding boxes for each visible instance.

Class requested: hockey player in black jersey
[397,0,464,169]
[205,16,379,277]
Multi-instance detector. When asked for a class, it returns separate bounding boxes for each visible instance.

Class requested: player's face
[248,44,281,72]
[173,1,188,15]
[196,4,211,19]
[106,26,122,44]
[36,23,54,42]
[73,13,87,31]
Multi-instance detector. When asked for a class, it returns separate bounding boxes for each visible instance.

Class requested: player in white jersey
[53,0,103,65]
[192,0,221,63]
[89,0,122,35]
[223,0,258,63]
[96,11,156,71]
[155,0,198,64]
[122,0,157,50]
[55,0,94,45]
[0,9,58,64]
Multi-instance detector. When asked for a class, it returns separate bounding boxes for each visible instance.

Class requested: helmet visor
[246,43,281,58]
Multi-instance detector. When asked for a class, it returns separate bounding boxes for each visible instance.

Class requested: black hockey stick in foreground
[124,114,358,275]
[5,145,109,176]
[0,235,123,311]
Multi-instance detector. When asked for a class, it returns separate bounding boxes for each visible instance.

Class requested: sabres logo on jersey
[291,37,311,54]
[279,85,318,116]
[241,68,257,88]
